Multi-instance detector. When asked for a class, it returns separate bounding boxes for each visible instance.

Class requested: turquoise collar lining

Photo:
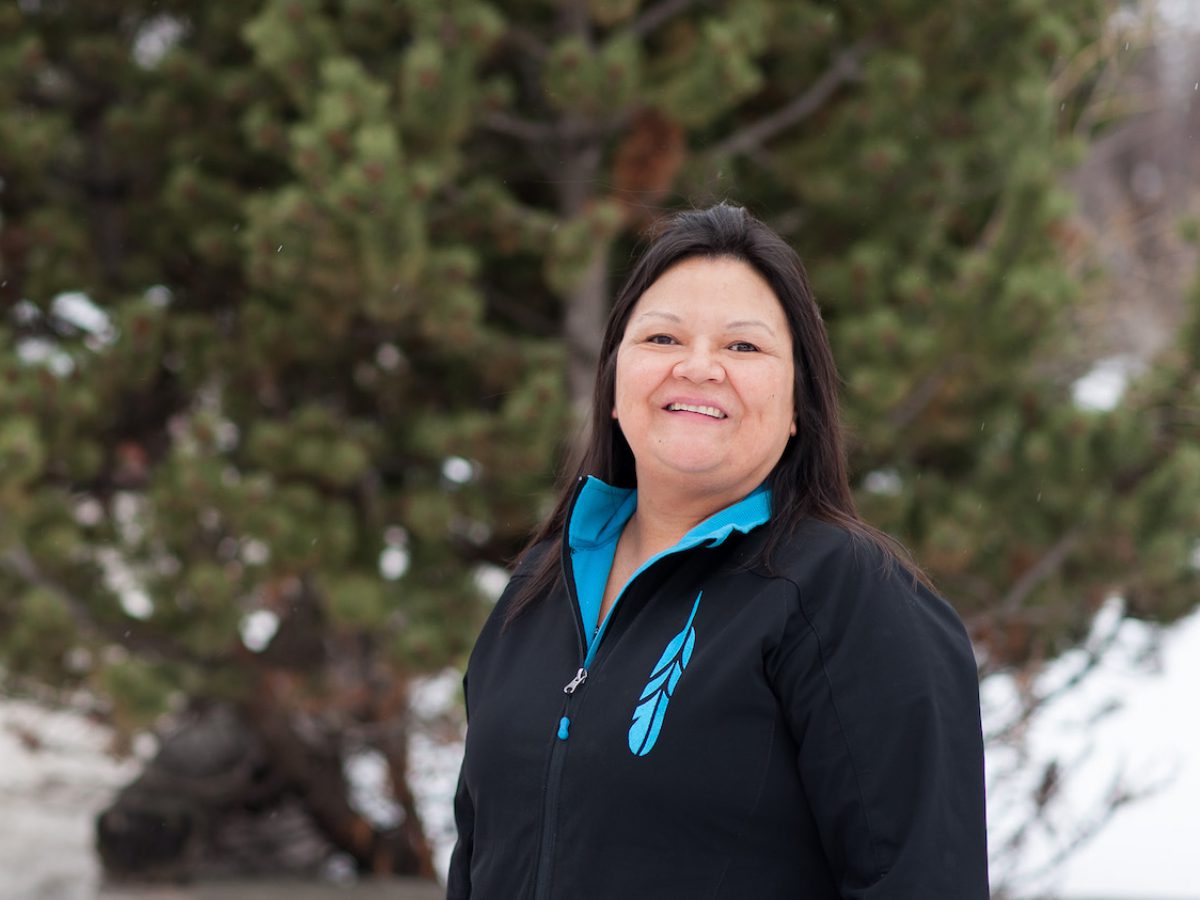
[567,477,771,550]
[567,476,772,663]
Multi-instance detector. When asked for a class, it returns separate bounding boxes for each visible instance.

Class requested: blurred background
[1,1,1198,898]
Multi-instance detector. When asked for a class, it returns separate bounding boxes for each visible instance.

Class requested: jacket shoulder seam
[775,571,886,884]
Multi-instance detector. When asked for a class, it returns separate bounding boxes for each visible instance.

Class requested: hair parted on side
[505,202,928,621]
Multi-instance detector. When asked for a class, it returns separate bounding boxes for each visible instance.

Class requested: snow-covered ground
[0,688,458,899]
[407,669,467,880]
[1006,606,1200,900]
[0,698,139,900]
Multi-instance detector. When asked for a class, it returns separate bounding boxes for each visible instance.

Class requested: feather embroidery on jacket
[628,592,703,757]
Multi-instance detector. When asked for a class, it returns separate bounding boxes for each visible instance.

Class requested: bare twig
[486,288,558,336]
[481,109,630,151]
[480,111,556,144]
[887,359,959,430]
[1000,529,1083,616]
[504,26,549,61]
[983,615,1123,745]
[1001,763,1174,895]
[561,0,592,45]
[708,39,875,158]
[626,0,703,40]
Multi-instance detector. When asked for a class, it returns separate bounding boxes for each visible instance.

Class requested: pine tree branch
[561,0,592,45]
[626,0,704,39]
[486,288,558,336]
[482,109,628,151]
[999,529,1083,616]
[708,39,875,159]
[504,26,549,61]
[887,359,959,430]
[0,540,223,667]
[480,111,556,144]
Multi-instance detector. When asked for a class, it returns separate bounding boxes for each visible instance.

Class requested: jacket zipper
[530,480,590,900]
[531,665,589,900]
[530,477,694,900]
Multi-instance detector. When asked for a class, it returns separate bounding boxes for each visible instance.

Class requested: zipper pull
[562,667,588,694]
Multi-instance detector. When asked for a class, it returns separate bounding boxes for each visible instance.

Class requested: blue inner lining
[567,476,771,665]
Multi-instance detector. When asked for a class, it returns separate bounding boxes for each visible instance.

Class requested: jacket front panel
[455,563,581,898]
[551,563,835,900]
[450,519,989,900]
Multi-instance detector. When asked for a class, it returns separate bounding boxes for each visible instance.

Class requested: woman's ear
[790,420,797,437]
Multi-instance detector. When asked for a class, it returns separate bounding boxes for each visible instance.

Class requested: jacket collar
[567,476,771,553]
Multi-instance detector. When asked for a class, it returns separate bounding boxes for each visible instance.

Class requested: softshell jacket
[448,477,989,900]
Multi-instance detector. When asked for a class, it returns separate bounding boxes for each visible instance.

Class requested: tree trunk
[248,693,435,878]
[564,245,610,421]
[96,700,434,882]
[557,127,611,422]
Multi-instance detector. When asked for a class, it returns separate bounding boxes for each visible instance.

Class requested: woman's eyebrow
[635,310,682,323]
[726,319,775,335]
[634,312,776,335]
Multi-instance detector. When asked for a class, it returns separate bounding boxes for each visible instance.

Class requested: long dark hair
[507,203,928,620]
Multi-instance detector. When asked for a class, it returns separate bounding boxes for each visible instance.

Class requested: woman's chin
[638,454,734,484]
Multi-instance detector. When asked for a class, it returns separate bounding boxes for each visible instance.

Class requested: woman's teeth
[666,403,726,419]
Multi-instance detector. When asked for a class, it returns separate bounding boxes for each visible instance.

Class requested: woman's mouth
[665,402,727,419]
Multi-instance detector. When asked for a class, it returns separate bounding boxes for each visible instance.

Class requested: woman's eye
[647,334,677,345]
[729,341,759,352]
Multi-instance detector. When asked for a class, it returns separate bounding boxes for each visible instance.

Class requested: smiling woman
[447,204,990,900]
[615,257,796,499]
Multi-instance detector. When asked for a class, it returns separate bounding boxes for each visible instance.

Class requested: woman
[447,204,989,899]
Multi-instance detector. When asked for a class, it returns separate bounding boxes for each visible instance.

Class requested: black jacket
[448,502,989,899]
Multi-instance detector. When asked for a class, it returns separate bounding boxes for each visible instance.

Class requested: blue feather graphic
[628,592,702,756]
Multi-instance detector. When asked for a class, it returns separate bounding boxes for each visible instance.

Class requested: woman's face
[614,256,796,501]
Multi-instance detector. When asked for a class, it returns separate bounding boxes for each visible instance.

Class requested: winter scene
[2,1,1200,899]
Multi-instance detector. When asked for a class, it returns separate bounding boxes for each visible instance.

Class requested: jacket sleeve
[445,764,473,899]
[768,539,990,898]
[445,672,473,900]
[445,554,545,898]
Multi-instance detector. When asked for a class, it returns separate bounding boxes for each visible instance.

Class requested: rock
[95,878,443,899]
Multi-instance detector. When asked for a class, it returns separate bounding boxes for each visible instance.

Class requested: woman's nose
[672,345,725,383]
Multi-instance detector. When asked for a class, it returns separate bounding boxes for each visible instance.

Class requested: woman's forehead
[630,257,787,330]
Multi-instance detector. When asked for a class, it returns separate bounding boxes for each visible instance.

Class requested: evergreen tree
[1,0,1195,880]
